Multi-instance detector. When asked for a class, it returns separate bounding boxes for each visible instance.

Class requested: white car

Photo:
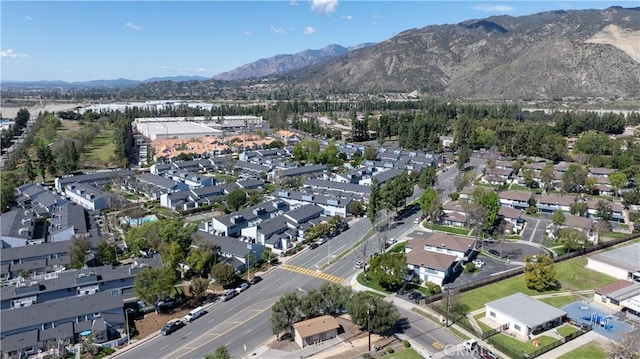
[472,259,485,268]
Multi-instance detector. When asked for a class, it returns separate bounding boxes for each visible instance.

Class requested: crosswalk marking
[280,264,345,284]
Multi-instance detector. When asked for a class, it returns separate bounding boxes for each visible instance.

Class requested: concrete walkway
[536,330,601,359]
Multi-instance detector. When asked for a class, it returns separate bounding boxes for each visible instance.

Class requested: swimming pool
[127,215,158,227]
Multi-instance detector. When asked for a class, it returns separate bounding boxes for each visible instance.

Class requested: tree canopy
[133,267,176,309]
[524,255,558,292]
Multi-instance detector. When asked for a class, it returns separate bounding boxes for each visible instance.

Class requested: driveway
[481,241,546,262]
[521,216,551,244]
[448,255,519,288]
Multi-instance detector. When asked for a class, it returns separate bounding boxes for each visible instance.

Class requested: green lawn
[600,231,631,239]
[356,272,390,294]
[432,224,470,235]
[458,257,616,312]
[538,295,578,308]
[366,291,386,298]
[473,313,494,332]
[490,334,557,355]
[557,341,607,359]
[447,326,472,340]
[555,324,580,337]
[385,348,424,359]
[83,126,115,166]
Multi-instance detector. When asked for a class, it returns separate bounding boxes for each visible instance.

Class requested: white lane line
[159,344,169,351]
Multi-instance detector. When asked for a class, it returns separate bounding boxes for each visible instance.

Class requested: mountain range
[282,6,640,100]
[211,43,376,81]
[0,76,209,90]
[3,6,639,100]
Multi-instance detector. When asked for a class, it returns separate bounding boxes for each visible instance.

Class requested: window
[111,289,120,297]
[514,324,521,331]
[490,311,496,318]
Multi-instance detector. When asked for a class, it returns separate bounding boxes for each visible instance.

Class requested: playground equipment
[582,313,614,331]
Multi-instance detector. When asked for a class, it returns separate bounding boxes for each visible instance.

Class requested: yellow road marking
[433,341,444,349]
[279,264,345,284]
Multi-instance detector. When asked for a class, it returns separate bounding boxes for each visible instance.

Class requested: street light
[125,308,135,346]
[367,307,371,352]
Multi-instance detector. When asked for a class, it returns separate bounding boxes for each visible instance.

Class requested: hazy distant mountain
[1,76,209,89]
[211,43,376,81]
[281,6,640,100]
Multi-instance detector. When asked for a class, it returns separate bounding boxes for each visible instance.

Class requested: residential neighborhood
[1,99,639,359]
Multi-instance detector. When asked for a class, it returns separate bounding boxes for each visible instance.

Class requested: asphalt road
[116,168,462,359]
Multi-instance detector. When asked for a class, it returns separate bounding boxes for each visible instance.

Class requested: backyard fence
[486,324,592,359]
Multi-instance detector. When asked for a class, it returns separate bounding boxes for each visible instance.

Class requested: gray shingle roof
[56,170,132,190]
[485,293,567,328]
[1,290,124,333]
[304,179,370,195]
[283,204,324,224]
[136,173,178,189]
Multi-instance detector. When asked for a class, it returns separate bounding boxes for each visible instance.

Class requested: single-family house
[485,293,567,338]
[293,315,340,348]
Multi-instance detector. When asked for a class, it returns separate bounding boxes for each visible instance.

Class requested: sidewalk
[536,330,601,359]
[349,274,512,359]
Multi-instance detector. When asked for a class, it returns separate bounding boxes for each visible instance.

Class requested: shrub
[362,354,372,359]
[403,340,411,348]
[386,347,395,354]
[464,263,477,273]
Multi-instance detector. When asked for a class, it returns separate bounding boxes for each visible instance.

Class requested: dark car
[249,276,263,285]
[309,243,319,250]
[161,320,185,335]
[413,294,426,304]
[488,249,501,257]
[408,291,420,300]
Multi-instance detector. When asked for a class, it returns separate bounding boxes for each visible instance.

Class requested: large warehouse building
[134,117,223,140]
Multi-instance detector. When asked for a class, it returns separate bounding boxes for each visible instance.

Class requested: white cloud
[125,22,142,30]
[1,49,29,58]
[157,65,167,69]
[311,0,338,15]
[304,26,316,35]
[342,15,352,21]
[371,14,382,24]
[25,15,32,20]
[270,25,285,34]
[243,31,253,36]
[290,0,298,6]
[471,4,515,13]
[195,67,209,73]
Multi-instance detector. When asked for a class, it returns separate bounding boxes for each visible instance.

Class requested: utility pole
[367,307,372,352]
[445,285,451,327]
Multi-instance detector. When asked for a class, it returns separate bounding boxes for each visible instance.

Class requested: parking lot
[448,254,519,288]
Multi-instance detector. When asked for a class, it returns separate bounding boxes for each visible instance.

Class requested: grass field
[457,257,616,312]
[432,224,470,235]
[356,272,389,293]
[385,348,424,359]
[83,126,115,166]
[490,334,557,355]
[555,324,580,337]
[557,341,607,359]
[538,295,579,308]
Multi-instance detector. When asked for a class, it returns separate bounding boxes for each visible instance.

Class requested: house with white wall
[485,293,567,339]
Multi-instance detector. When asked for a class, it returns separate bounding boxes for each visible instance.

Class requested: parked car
[249,276,262,285]
[408,291,421,300]
[413,294,426,304]
[183,306,205,322]
[309,243,319,250]
[472,259,485,268]
[488,249,501,257]
[161,319,185,335]
[236,282,250,292]
[355,260,365,269]
[387,238,397,245]
[220,290,237,302]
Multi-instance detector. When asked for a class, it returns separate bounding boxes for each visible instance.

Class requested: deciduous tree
[271,292,301,340]
[189,277,210,302]
[133,267,176,311]
[346,292,400,334]
[368,252,407,290]
[69,236,92,269]
[524,255,558,292]
[210,262,237,288]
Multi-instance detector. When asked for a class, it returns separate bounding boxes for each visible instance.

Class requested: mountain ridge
[211,43,376,81]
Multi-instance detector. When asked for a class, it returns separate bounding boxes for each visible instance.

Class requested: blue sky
[1,1,635,82]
